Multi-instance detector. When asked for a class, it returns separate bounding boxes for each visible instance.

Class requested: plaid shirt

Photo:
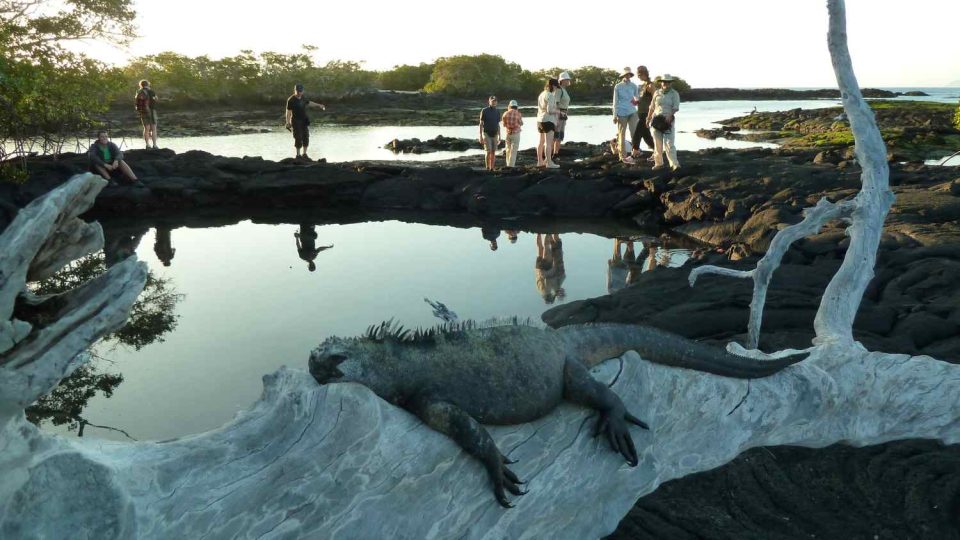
[501,108,523,134]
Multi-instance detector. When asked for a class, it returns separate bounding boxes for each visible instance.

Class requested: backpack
[135,88,156,112]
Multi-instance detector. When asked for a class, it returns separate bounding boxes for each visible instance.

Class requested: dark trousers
[292,119,310,149]
[632,121,654,152]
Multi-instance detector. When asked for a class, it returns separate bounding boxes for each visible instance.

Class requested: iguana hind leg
[408,395,525,508]
[562,357,649,466]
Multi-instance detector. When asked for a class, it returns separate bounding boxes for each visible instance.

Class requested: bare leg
[93,165,111,181]
[116,161,137,181]
[408,396,524,508]
[544,132,556,167]
[149,123,158,148]
[537,133,546,166]
[562,357,648,465]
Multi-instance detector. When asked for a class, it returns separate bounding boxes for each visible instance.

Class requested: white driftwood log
[0,4,957,538]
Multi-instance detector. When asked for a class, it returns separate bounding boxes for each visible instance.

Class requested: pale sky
[78,0,960,88]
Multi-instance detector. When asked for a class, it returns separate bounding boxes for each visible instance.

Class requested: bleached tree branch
[690,198,856,348]
[689,0,894,352]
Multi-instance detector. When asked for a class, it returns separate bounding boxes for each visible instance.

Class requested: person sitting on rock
[87,131,140,186]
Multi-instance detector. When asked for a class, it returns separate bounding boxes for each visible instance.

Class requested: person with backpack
[135,80,159,149]
[478,95,501,171]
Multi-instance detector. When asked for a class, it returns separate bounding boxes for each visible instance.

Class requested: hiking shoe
[622,156,636,165]
[301,154,312,162]
[546,162,560,169]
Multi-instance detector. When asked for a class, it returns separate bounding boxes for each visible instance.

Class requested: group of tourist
[613,66,681,170]
[476,66,680,171]
[88,68,680,185]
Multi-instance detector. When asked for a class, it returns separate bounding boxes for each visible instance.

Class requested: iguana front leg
[408,395,525,508]
[562,357,649,465]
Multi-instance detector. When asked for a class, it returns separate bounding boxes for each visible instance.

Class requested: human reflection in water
[153,227,176,267]
[295,224,333,272]
[504,229,519,244]
[535,233,566,304]
[607,238,636,293]
[482,225,500,251]
[103,227,147,267]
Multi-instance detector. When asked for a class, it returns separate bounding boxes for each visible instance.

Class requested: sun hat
[660,74,676,82]
[620,67,634,79]
[558,71,572,82]
[508,99,519,108]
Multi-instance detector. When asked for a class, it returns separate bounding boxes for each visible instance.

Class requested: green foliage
[0,161,29,184]
[26,250,183,431]
[560,66,620,98]
[0,0,134,155]
[955,99,960,130]
[379,63,434,91]
[0,0,136,60]
[118,50,378,106]
[25,363,123,431]
[424,54,528,97]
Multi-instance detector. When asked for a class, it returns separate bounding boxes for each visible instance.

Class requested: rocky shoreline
[5,140,960,538]
[705,100,960,161]
[98,88,933,139]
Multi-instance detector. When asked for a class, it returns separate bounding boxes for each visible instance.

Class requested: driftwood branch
[689,0,893,352]
[690,198,856,348]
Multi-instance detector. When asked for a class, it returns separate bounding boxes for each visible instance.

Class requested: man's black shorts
[292,120,310,148]
[537,121,555,134]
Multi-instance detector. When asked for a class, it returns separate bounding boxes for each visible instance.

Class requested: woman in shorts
[536,78,560,169]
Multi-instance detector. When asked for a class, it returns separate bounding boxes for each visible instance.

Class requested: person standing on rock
[552,71,573,161]
[613,68,639,164]
[646,74,681,171]
[285,83,326,161]
[478,95,501,171]
[501,99,523,167]
[537,78,561,168]
[631,66,655,160]
[135,80,159,149]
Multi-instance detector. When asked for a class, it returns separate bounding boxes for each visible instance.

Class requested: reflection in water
[535,233,566,304]
[154,227,176,267]
[295,224,333,272]
[104,227,147,267]
[25,235,184,436]
[504,229,519,244]
[482,225,500,251]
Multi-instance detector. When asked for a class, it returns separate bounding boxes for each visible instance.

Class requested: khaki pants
[652,125,680,168]
[615,113,639,159]
[505,132,521,166]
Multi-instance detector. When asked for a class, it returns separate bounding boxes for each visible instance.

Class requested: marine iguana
[309,320,806,508]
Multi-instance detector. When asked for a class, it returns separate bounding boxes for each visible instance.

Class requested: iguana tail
[557,323,806,378]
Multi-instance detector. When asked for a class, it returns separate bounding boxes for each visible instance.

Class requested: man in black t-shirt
[285,83,326,161]
[478,95,501,170]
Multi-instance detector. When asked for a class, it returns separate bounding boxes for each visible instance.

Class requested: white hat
[558,71,572,82]
[619,67,634,79]
[660,74,676,82]
[508,99,519,107]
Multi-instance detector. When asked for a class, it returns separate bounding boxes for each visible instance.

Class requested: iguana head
[309,337,366,384]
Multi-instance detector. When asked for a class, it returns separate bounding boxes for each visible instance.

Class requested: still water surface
[46,94,958,441]
[51,221,692,441]
[146,99,843,162]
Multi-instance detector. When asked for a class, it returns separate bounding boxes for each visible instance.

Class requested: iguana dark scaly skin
[309,321,806,508]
